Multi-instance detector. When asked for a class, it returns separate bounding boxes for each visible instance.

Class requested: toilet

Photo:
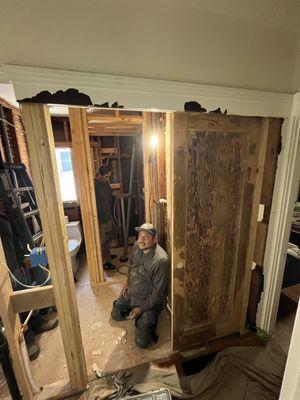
[65,219,83,274]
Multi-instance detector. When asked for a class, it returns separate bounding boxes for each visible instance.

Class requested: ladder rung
[13,187,34,193]
[24,209,40,218]
[33,232,43,242]
[4,164,26,171]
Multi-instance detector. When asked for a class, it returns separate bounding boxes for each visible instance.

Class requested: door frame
[5,65,300,327]
[2,65,300,396]
[256,94,300,333]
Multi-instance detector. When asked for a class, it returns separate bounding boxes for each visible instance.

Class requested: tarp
[82,340,286,400]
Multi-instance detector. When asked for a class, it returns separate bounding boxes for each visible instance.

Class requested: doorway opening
[273,182,300,353]
[26,108,172,385]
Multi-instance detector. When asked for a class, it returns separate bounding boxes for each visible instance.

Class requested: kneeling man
[111,223,169,348]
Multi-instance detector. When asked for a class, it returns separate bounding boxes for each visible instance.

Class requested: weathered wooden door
[169,112,280,351]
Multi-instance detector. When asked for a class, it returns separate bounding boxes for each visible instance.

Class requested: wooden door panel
[171,112,266,350]
[185,130,247,328]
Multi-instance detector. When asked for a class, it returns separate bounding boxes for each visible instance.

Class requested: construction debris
[92,363,103,379]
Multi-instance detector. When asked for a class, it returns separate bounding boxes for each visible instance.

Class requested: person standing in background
[94,165,116,270]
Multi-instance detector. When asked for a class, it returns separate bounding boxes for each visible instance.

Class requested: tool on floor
[119,388,172,400]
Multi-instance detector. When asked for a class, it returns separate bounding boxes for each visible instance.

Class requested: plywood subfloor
[76,252,172,377]
[0,249,171,398]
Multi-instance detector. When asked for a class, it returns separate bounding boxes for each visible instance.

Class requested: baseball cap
[135,223,157,236]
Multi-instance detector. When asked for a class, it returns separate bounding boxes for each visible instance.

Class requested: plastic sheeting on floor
[81,339,286,400]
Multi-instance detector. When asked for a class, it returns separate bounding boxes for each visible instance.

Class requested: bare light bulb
[150,135,158,148]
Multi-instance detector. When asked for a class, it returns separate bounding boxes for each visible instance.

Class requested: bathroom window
[60,150,73,172]
[55,148,77,202]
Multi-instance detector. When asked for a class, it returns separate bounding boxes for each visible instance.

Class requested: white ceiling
[172,0,300,35]
[0,0,300,93]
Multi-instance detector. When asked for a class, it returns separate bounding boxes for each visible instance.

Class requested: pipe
[122,140,136,260]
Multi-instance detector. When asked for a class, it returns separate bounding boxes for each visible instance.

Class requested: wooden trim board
[21,103,87,392]
[257,111,300,333]
[3,64,293,118]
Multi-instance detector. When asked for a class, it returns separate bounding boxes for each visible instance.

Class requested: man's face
[137,231,156,251]
[99,171,112,183]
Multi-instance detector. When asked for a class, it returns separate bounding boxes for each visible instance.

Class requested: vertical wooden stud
[0,239,34,399]
[68,107,103,285]
[142,112,154,223]
[21,103,88,391]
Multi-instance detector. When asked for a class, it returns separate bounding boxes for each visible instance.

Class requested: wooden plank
[89,123,141,130]
[142,112,154,222]
[239,118,269,331]
[157,113,167,247]
[21,103,87,391]
[36,379,76,400]
[63,119,70,142]
[69,107,104,285]
[260,118,283,205]
[179,331,264,361]
[89,126,141,132]
[166,113,174,323]
[89,130,138,137]
[253,222,269,265]
[87,115,143,124]
[10,285,55,313]
[55,141,73,148]
[0,239,35,399]
[96,137,102,168]
[172,113,188,350]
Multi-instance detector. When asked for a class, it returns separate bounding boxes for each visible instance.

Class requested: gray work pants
[111,296,162,348]
[99,220,112,264]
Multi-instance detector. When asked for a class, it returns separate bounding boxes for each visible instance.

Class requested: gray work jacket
[128,242,170,312]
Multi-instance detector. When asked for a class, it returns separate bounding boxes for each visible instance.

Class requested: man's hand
[127,307,142,320]
[118,282,129,298]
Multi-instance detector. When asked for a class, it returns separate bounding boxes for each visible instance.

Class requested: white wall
[0,83,18,106]
[0,0,299,93]
[293,40,300,92]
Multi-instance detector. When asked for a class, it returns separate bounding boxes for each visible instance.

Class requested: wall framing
[69,107,104,286]
[21,103,87,393]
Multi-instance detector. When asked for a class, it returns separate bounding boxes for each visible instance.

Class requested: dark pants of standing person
[111,296,162,348]
[99,220,112,264]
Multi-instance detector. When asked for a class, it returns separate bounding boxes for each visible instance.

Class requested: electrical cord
[0,262,51,288]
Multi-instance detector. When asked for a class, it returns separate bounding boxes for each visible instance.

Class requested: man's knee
[111,303,124,321]
[111,299,130,321]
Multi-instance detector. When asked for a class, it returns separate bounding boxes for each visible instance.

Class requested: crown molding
[0,64,294,117]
